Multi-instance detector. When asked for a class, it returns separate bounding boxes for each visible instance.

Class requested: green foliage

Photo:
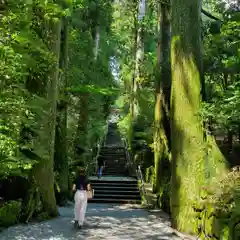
[195,167,240,239]
[112,0,156,153]
[0,200,22,227]
[0,0,116,223]
[202,3,240,134]
[66,0,117,168]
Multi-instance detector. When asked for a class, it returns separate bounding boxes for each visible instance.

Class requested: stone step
[100,147,125,151]
[94,194,141,200]
[91,182,138,187]
[100,150,125,153]
[103,158,126,161]
[103,165,126,168]
[103,158,126,160]
[91,185,139,191]
[99,155,126,159]
[103,171,127,174]
[103,173,128,176]
[104,165,126,168]
[92,181,137,186]
[100,148,125,151]
[100,158,126,161]
[94,189,140,195]
[104,159,126,162]
[103,169,127,173]
[103,164,127,168]
[88,198,141,204]
[100,154,125,156]
[103,170,127,174]
[99,158,126,161]
[100,153,125,156]
[103,167,126,171]
[101,160,126,164]
[90,179,138,185]
[103,163,126,166]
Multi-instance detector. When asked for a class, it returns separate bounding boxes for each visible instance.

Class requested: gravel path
[0,203,182,240]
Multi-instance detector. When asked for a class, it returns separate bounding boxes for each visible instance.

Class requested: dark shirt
[74,175,90,190]
[98,158,104,167]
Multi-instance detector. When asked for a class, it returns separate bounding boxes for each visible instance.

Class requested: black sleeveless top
[74,175,90,190]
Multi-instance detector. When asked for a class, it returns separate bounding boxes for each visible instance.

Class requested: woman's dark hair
[78,167,85,176]
[76,167,85,177]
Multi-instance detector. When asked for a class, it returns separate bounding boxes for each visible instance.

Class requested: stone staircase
[88,177,141,203]
[88,122,141,204]
[99,146,127,176]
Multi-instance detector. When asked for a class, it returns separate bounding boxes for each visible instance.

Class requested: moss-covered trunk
[30,19,61,218]
[74,94,89,166]
[153,1,171,198]
[170,0,227,233]
[129,0,145,153]
[54,16,69,205]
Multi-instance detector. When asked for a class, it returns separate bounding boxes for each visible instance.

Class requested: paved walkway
[0,203,182,240]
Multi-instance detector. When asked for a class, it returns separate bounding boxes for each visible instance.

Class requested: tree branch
[201,8,223,22]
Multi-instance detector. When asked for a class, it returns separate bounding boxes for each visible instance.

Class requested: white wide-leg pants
[74,190,88,226]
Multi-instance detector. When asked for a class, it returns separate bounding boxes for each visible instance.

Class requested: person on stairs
[72,167,91,228]
[97,157,105,179]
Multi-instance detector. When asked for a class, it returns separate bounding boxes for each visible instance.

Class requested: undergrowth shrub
[195,166,240,239]
[0,200,22,228]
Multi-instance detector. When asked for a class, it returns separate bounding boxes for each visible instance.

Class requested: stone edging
[147,209,197,240]
[171,229,197,240]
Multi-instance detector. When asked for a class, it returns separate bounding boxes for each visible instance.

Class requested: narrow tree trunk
[54,16,69,205]
[170,0,227,233]
[227,129,233,154]
[129,0,145,150]
[94,25,100,60]
[74,21,101,165]
[153,0,171,197]
[74,93,89,166]
[238,124,240,143]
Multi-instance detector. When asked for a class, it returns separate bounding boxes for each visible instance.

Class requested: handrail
[86,138,102,176]
[122,138,131,167]
[89,123,108,175]
[136,164,148,205]
[122,137,148,205]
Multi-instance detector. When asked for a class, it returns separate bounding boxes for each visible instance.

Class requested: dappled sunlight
[0,204,181,240]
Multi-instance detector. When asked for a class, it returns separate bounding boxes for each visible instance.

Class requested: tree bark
[129,0,145,150]
[31,18,61,217]
[170,0,227,233]
[74,93,89,166]
[153,0,171,196]
[54,16,69,205]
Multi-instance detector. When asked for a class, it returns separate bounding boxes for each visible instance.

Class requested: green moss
[0,200,21,227]
[193,168,240,239]
[145,166,154,183]
[170,0,228,234]
[159,181,171,214]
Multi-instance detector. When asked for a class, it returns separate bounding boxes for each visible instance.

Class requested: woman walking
[72,167,91,228]
[97,157,105,179]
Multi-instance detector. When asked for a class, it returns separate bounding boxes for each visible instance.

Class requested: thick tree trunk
[31,19,62,217]
[170,0,227,233]
[54,16,69,205]
[153,1,171,195]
